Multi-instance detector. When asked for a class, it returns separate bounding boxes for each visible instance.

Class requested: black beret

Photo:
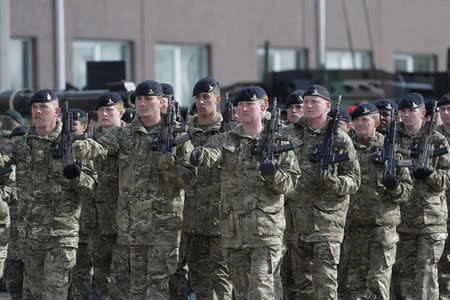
[303,84,331,101]
[9,125,28,139]
[30,89,57,105]
[121,108,136,124]
[284,90,304,108]
[425,100,438,116]
[192,77,219,96]
[96,92,123,110]
[134,80,162,97]
[398,93,424,110]
[69,108,88,122]
[3,109,24,125]
[438,93,450,107]
[351,104,379,120]
[328,107,351,122]
[375,99,399,115]
[235,86,267,103]
[161,83,174,96]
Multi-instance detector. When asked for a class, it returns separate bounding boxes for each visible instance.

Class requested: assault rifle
[410,101,448,176]
[252,98,294,176]
[151,96,191,155]
[310,95,350,173]
[221,92,233,131]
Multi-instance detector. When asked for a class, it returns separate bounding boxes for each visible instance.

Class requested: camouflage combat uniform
[338,132,413,299]
[0,168,10,280]
[195,124,300,300]
[73,116,196,299]
[173,114,233,300]
[0,120,96,299]
[392,123,450,299]
[283,117,360,299]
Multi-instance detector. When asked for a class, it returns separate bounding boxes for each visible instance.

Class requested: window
[394,54,436,72]
[326,50,371,70]
[9,38,33,89]
[257,48,307,80]
[155,44,208,108]
[72,40,131,90]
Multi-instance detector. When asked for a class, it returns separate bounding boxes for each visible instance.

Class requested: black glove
[260,160,279,177]
[63,162,82,180]
[413,167,434,180]
[382,175,399,190]
[190,148,203,166]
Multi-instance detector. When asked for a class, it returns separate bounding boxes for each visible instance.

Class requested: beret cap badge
[311,89,320,96]
[208,85,214,92]
[107,98,113,105]
[47,93,52,101]
[363,107,370,114]
[251,94,258,101]
[411,102,418,108]
[386,103,392,110]
[148,89,154,95]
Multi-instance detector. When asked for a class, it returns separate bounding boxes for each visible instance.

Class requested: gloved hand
[318,170,339,190]
[189,148,203,166]
[158,154,176,170]
[382,175,399,190]
[413,167,434,180]
[260,160,279,177]
[63,162,82,180]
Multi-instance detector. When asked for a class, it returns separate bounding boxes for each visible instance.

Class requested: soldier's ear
[55,106,61,115]
[374,119,381,128]
[215,95,221,105]
[420,108,426,118]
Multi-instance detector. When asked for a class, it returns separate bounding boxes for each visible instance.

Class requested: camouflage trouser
[91,233,116,299]
[168,255,188,300]
[338,225,398,299]
[227,244,283,300]
[23,247,77,300]
[291,240,340,299]
[280,237,296,300]
[110,232,180,299]
[5,258,24,300]
[177,232,232,300]
[439,225,450,299]
[68,241,93,300]
[393,232,447,299]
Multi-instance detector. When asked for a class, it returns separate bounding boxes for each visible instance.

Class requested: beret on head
[134,80,162,97]
[425,100,438,117]
[328,107,351,122]
[161,83,174,96]
[284,90,304,108]
[303,84,331,101]
[30,89,57,105]
[69,108,88,122]
[375,99,399,115]
[351,103,379,120]
[235,86,267,103]
[438,93,450,107]
[398,93,424,110]
[9,125,28,139]
[96,92,123,110]
[3,109,24,125]
[192,77,219,96]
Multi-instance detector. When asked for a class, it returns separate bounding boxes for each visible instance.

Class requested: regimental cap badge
[208,85,214,92]
[250,94,258,101]
[299,95,303,100]
[311,89,320,96]
[386,103,392,110]
[411,102,418,108]
[148,89,154,95]
[76,112,81,118]
[107,98,114,105]
[363,107,370,114]
[47,93,52,101]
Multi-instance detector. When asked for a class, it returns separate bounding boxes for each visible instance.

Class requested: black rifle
[221,92,233,131]
[151,96,191,155]
[310,95,350,173]
[252,98,294,175]
[373,108,413,185]
[410,101,448,174]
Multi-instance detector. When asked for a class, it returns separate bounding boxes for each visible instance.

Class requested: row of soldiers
[0,76,450,299]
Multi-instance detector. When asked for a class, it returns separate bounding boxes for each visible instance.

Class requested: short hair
[212,86,221,97]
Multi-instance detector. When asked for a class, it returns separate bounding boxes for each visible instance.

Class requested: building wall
[10,0,450,90]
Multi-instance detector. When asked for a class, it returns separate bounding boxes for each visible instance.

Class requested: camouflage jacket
[197,124,300,249]
[349,132,412,228]
[438,125,450,225]
[283,117,360,243]
[73,116,196,246]
[184,114,224,235]
[0,120,96,249]
[396,123,450,234]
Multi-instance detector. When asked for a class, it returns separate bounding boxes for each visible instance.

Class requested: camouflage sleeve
[386,154,413,202]
[71,160,98,196]
[173,139,197,188]
[426,137,450,191]
[331,135,361,196]
[73,126,121,161]
[0,139,18,168]
[263,148,301,195]
[197,133,225,168]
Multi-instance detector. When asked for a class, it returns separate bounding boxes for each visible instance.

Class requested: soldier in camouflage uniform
[437,93,450,299]
[338,104,413,299]
[190,86,300,299]
[392,93,450,299]
[283,85,360,299]
[73,80,196,299]
[374,99,399,135]
[284,90,304,125]
[176,77,233,299]
[0,89,96,299]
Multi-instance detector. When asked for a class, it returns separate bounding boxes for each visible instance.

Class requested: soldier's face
[97,105,123,129]
[161,97,169,114]
[303,96,330,120]
[439,104,450,125]
[31,102,60,130]
[378,109,392,131]
[135,95,162,119]
[399,108,425,128]
[287,104,304,123]
[232,106,240,124]
[353,115,379,137]
[72,120,87,135]
[195,92,219,118]
[237,101,264,124]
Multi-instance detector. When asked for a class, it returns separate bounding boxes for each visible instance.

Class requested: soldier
[73,80,196,298]
[437,93,450,298]
[392,93,450,298]
[1,110,24,136]
[327,107,353,134]
[285,89,304,124]
[338,104,412,299]
[375,99,399,135]
[175,77,233,299]
[283,84,360,298]
[425,99,443,126]
[0,89,96,299]
[161,83,174,115]
[189,86,300,299]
